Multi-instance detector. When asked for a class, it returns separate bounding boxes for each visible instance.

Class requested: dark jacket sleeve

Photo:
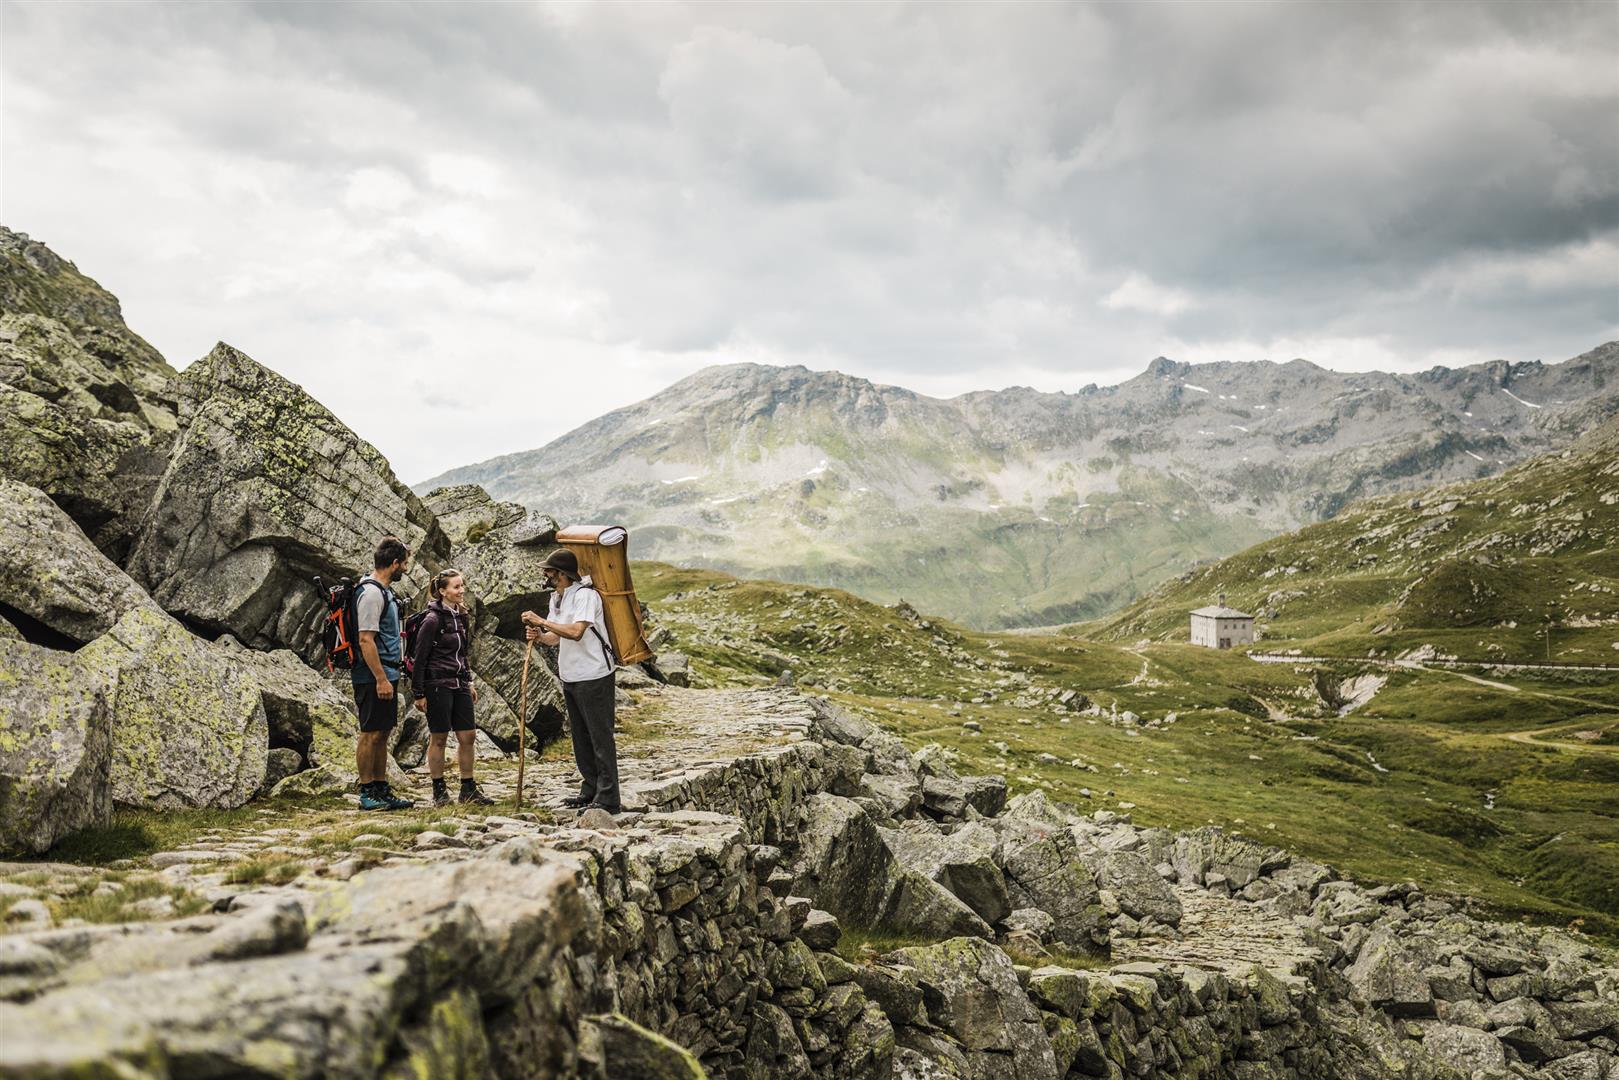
[411,609,442,698]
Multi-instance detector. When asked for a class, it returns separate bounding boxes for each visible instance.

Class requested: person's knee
[456,730,476,747]
[429,732,449,747]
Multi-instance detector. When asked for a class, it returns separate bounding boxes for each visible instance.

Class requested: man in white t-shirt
[522,548,618,813]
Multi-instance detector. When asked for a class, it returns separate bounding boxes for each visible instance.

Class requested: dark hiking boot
[561,795,593,809]
[380,783,414,811]
[459,781,495,806]
[432,779,452,807]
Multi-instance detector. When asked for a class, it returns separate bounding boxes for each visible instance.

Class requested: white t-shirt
[549,578,613,683]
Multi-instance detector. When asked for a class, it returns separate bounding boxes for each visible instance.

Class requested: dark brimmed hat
[540,548,579,577]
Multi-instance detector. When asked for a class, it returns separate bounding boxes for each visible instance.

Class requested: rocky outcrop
[0,478,163,645]
[0,317,172,556]
[79,607,268,809]
[127,342,450,658]
[0,228,178,556]
[0,226,175,421]
[0,641,112,853]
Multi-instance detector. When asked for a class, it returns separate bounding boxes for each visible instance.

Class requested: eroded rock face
[79,607,268,810]
[0,641,112,853]
[0,478,162,645]
[128,342,450,658]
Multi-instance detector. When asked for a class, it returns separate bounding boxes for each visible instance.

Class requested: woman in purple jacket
[412,569,495,806]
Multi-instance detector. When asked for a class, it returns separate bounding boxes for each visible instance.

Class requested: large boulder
[793,794,991,940]
[883,938,1059,1080]
[1170,826,1290,889]
[421,484,559,633]
[792,794,898,925]
[0,640,112,853]
[78,607,268,809]
[1085,849,1182,927]
[213,636,357,775]
[994,802,1110,958]
[469,631,567,751]
[881,822,1011,926]
[127,342,450,658]
[1420,1024,1507,1075]
[0,318,171,557]
[1344,927,1435,1017]
[0,478,162,645]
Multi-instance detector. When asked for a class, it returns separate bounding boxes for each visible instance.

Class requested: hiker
[354,536,415,811]
[521,548,618,813]
[411,568,495,807]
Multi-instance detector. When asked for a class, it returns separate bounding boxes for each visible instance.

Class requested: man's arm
[359,631,393,697]
[521,608,584,642]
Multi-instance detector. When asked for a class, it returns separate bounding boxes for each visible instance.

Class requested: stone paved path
[1116,883,1326,986]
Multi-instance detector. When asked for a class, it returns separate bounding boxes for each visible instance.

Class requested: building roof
[1190,605,1253,619]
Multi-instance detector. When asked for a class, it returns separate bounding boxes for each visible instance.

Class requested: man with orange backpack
[352,537,414,811]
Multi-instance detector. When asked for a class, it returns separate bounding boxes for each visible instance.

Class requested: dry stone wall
[4,689,1612,1080]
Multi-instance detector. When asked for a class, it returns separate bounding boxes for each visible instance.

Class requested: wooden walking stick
[516,639,533,810]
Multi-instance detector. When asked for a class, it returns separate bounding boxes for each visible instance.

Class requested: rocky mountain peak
[428,343,1619,629]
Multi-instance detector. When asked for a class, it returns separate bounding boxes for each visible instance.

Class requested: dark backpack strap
[577,584,616,666]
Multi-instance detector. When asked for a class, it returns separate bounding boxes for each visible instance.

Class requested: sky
[3,1,1616,482]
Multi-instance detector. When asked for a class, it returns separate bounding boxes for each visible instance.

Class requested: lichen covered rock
[0,640,112,853]
[128,341,450,658]
[0,478,162,644]
[79,607,268,809]
[884,937,1059,1080]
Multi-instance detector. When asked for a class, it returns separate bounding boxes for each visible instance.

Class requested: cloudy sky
[4,1,1616,481]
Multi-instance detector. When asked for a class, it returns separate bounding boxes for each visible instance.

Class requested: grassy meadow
[636,558,1619,938]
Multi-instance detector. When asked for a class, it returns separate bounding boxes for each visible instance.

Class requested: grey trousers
[563,672,618,809]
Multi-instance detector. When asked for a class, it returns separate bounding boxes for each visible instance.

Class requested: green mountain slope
[637,557,1618,937]
[1089,414,1619,665]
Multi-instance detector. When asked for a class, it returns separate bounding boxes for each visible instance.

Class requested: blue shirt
[351,576,402,684]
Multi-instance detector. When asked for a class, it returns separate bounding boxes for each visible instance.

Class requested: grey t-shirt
[352,575,402,683]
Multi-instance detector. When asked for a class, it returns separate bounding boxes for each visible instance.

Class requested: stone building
[1190,594,1254,649]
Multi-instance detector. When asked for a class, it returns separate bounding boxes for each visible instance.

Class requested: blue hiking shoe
[359,788,391,811]
[380,784,415,810]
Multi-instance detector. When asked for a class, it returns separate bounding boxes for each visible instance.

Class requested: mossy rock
[0,639,112,853]
[79,607,268,810]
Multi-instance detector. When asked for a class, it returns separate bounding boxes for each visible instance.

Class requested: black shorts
[425,687,475,734]
[354,680,399,733]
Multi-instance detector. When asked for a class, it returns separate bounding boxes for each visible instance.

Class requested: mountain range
[423,349,1618,628]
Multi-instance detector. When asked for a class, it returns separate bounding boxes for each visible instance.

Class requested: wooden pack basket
[554,524,653,665]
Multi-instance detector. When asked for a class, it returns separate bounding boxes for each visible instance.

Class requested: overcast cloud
[2,1,1615,481]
